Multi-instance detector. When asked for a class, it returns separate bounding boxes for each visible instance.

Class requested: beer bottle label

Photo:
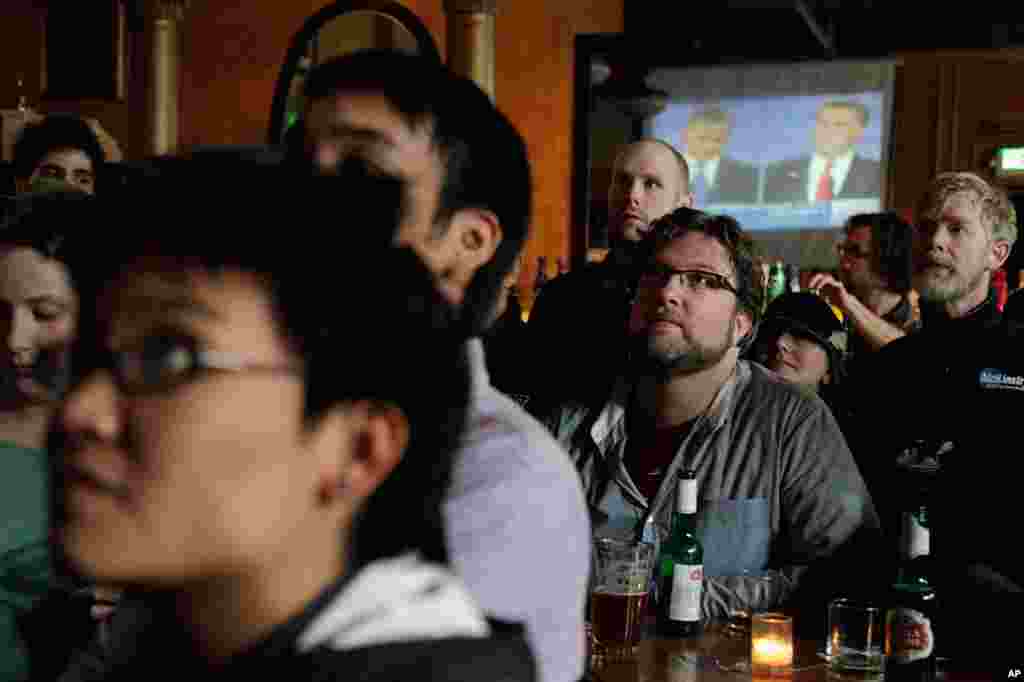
[678,478,697,514]
[886,607,934,663]
[669,563,702,622]
[902,511,930,559]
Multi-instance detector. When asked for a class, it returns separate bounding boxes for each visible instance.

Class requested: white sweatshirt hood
[297,553,491,653]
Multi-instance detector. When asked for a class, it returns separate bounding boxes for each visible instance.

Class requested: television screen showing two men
[650,93,884,231]
[646,60,893,231]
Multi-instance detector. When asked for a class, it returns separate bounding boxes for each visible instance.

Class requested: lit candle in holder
[753,637,793,665]
[751,612,794,676]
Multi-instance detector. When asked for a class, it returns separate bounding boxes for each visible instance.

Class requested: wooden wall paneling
[888,51,1024,220]
[0,1,44,112]
[178,1,446,152]
[42,1,124,101]
[0,1,145,159]
[888,55,952,217]
[494,1,624,291]
[955,59,1024,171]
[942,61,961,173]
[33,3,149,160]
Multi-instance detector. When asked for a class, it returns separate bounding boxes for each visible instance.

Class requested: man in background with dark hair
[298,49,590,682]
[12,115,106,196]
[682,107,757,205]
[526,139,692,413]
[809,212,919,362]
[542,207,876,622]
[764,100,880,203]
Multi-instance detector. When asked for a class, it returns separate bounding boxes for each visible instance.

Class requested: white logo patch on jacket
[979,368,1024,391]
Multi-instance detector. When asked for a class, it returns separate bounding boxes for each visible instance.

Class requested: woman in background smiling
[0,191,91,680]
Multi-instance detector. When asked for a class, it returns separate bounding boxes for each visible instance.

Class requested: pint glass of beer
[590,538,655,661]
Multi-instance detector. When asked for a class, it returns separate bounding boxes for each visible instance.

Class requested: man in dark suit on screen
[764,100,881,203]
[682,107,758,205]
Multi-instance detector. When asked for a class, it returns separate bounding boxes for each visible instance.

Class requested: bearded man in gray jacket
[543,208,878,620]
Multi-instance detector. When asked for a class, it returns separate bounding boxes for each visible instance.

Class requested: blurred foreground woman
[55,159,534,681]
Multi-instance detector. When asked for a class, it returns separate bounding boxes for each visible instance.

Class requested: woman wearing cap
[751,291,848,404]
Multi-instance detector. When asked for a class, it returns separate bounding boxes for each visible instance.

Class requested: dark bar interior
[0,2,1021,681]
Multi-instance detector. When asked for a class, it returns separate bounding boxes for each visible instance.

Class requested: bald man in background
[526,139,692,414]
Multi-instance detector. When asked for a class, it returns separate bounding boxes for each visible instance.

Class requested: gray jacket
[543,360,877,620]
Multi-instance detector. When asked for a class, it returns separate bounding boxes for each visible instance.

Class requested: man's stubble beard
[914,262,988,306]
[631,320,735,380]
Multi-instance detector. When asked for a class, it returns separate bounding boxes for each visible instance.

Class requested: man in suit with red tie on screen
[764,100,881,203]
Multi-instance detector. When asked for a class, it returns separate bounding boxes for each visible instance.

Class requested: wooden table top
[586,625,993,682]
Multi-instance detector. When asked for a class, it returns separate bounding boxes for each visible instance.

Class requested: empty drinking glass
[826,598,885,679]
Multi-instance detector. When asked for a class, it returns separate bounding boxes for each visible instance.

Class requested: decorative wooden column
[444,0,496,100]
[147,0,188,155]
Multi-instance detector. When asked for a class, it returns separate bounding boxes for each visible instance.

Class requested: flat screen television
[573,37,896,270]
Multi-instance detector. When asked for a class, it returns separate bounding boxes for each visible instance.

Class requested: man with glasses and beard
[542,208,876,623]
[808,212,919,365]
[848,173,1023,667]
[849,172,1016,460]
[526,139,692,414]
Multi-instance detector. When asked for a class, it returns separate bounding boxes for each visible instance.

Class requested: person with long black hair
[0,191,94,680]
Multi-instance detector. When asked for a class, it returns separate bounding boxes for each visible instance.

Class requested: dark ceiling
[622,1,1024,65]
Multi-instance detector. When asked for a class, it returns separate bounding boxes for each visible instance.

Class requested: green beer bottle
[885,502,937,681]
[767,261,787,305]
[658,469,703,637]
